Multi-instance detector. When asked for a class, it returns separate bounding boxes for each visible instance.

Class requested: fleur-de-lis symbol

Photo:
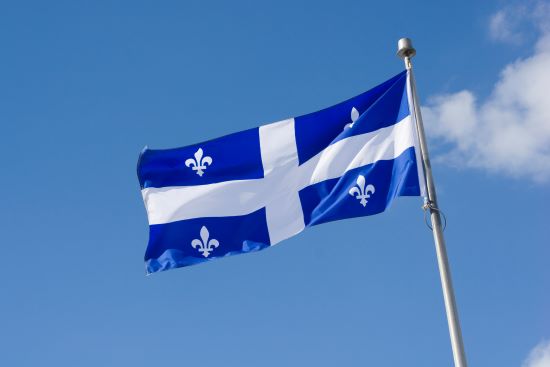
[191,226,220,258]
[345,107,360,129]
[185,148,213,176]
[348,175,375,207]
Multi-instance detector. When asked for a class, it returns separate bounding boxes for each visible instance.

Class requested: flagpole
[397,38,468,367]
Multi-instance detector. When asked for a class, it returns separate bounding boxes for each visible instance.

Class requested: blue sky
[1,1,549,366]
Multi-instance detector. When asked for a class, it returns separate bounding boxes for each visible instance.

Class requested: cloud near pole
[422,2,550,183]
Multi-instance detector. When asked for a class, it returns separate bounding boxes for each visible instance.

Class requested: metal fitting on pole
[397,38,416,69]
[397,38,416,58]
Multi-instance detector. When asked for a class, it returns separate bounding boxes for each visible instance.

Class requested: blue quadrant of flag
[138,70,426,274]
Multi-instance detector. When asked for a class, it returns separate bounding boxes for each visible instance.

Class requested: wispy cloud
[522,340,550,367]
[422,2,550,183]
[489,1,550,44]
[489,7,527,44]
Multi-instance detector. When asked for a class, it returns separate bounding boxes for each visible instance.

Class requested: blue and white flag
[138,70,426,274]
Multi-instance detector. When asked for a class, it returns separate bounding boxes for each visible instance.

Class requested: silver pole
[397,38,468,367]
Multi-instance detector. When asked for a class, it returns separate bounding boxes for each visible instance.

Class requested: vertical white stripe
[259,118,299,174]
[259,119,305,245]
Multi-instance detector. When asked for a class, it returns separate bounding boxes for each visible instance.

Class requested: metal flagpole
[396,38,468,367]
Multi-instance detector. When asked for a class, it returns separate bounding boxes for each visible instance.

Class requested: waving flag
[138,70,426,274]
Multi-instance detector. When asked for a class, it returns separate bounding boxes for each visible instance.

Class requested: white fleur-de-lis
[191,226,220,258]
[185,148,213,176]
[345,107,360,129]
[348,175,375,207]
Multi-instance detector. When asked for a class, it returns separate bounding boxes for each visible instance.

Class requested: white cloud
[489,1,550,44]
[522,340,550,367]
[422,3,550,183]
[489,8,526,44]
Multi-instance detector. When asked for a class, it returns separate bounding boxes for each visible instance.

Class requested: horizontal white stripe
[143,115,417,225]
[142,179,268,225]
[301,115,415,186]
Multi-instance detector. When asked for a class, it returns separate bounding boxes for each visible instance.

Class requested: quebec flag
[138,70,426,274]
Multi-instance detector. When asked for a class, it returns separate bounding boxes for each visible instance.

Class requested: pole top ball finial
[397,38,416,59]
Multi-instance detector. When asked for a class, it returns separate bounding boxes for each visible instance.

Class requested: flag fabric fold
[138,70,426,274]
